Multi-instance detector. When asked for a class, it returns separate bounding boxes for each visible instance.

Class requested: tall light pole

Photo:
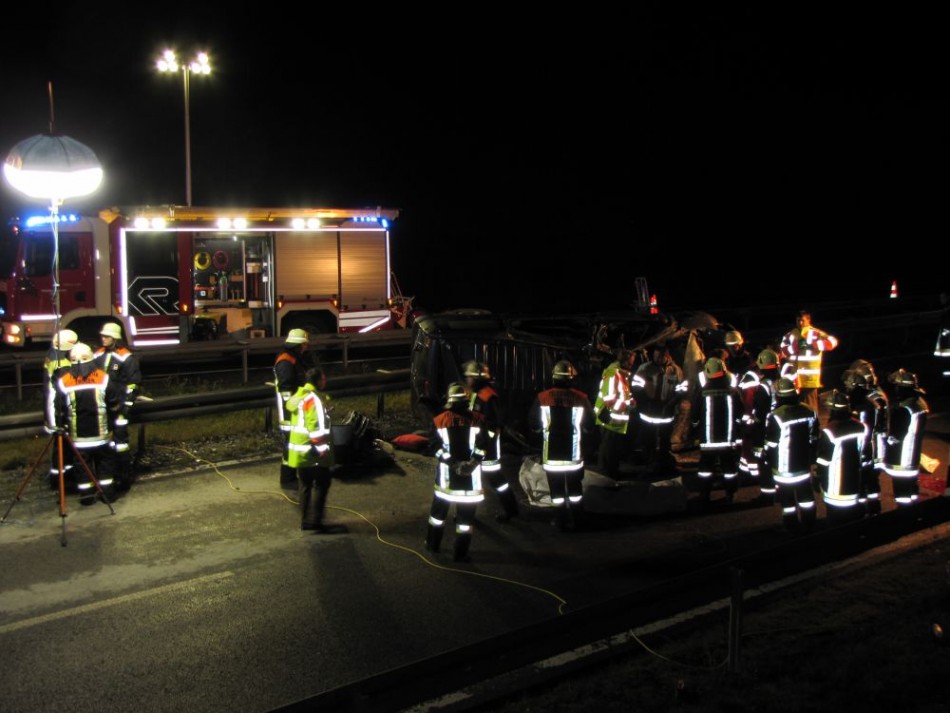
[4,84,103,335]
[157,49,211,207]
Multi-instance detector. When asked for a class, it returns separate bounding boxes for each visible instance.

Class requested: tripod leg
[57,435,68,547]
[1,434,55,523]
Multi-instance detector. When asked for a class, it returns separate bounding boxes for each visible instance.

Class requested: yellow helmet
[285,328,310,345]
[100,322,123,340]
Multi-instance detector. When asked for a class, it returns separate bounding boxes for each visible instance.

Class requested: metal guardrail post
[728,567,744,673]
[16,361,23,402]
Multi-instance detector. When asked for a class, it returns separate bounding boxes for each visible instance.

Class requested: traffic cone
[890,280,898,299]
[649,293,659,315]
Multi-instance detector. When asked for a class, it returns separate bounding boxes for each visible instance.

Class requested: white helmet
[100,322,123,340]
[52,329,78,351]
[69,343,95,364]
[285,328,310,345]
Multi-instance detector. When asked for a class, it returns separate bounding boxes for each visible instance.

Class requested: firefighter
[286,367,346,533]
[95,321,142,491]
[723,330,754,377]
[274,328,313,488]
[738,348,781,503]
[816,389,867,525]
[842,360,889,515]
[630,344,686,475]
[882,369,930,509]
[55,343,123,505]
[779,309,838,415]
[44,329,78,490]
[594,348,637,478]
[528,360,596,532]
[463,360,519,522]
[691,357,743,506]
[764,377,820,534]
[425,382,488,562]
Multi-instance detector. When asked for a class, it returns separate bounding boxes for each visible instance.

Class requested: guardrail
[0,329,415,401]
[0,369,411,443]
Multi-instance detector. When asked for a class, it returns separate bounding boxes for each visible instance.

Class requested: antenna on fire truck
[48,81,56,134]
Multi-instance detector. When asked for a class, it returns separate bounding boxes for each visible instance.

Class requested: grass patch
[0,390,421,473]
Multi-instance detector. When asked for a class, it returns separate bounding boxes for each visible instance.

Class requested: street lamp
[157,49,211,207]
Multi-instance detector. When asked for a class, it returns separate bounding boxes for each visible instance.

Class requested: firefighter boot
[300,484,319,530]
[782,512,801,535]
[453,533,472,562]
[495,489,520,523]
[280,463,297,489]
[424,525,443,553]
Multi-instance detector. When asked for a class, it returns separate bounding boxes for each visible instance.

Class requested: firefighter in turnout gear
[723,330,754,378]
[594,348,637,478]
[842,360,890,515]
[765,377,820,534]
[55,343,124,504]
[44,329,78,490]
[425,382,488,562]
[738,348,781,503]
[882,369,930,509]
[274,329,313,488]
[463,360,519,522]
[528,360,596,532]
[691,357,743,506]
[780,310,838,414]
[95,321,142,491]
[286,367,346,533]
[630,344,686,475]
[816,390,868,525]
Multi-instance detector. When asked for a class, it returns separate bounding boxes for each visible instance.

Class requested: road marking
[0,571,234,635]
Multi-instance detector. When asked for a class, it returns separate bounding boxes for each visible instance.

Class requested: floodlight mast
[3,87,103,344]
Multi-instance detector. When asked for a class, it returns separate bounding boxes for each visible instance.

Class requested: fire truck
[0,204,413,348]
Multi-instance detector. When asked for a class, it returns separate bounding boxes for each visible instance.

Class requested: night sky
[1,7,946,317]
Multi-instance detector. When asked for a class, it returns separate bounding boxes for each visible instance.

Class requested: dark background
[1,7,946,315]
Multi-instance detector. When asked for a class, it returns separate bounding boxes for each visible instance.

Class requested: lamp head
[4,134,102,204]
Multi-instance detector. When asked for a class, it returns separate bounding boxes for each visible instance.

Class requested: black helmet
[888,368,924,393]
[703,357,727,380]
[774,377,798,398]
[724,330,744,347]
[462,360,491,379]
[842,369,869,391]
[444,382,469,408]
[756,349,780,370]
[851,359,878,387]
[552,360,578,381]
[823,389,851,412]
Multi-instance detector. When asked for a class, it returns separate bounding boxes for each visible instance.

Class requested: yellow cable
[153,445,569,613]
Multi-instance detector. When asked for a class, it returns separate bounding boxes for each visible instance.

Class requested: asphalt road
[1,407,948,713]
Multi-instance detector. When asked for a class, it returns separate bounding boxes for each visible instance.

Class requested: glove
[597,407,612,425]
[454,460,478,478]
